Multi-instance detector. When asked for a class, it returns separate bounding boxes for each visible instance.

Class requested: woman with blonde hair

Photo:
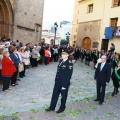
[2,51,16,92]
[20,48,28,77]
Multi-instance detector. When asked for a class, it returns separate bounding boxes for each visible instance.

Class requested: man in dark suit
[94,55,111,105]
[45,50,73,113]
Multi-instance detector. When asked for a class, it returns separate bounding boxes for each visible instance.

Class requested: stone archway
[0,0,14,39]
[82,37,91,49]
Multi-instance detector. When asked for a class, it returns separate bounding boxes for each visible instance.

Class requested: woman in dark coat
[10,47,20,86]
[112,54,119,69]
[111,61,120,96]
[86,50,91,66]
[93,50,99,68]
[81,49,85,62]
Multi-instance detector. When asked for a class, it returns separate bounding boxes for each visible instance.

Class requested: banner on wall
[105,27,114,39]
[114,26,120,37]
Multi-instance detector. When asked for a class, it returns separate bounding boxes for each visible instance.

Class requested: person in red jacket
[2,51,16,92]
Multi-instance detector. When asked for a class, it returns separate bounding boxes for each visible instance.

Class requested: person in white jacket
[20,48,28,77]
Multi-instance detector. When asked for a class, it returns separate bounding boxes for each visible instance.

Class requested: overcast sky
[43,0,74,24]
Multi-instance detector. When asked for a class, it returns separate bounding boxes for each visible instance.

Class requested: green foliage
[11,112,19,118]
[0,114,5,119]
[60,39,69,45]
[29,109,39,113]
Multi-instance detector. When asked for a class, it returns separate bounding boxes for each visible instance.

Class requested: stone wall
[0,0,44,43]
[13,0,44,43]
[76,20,101,49]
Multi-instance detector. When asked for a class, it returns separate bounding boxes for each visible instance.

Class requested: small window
[88,4,93,13]
[110,18,118,27]
[113,0,120,7]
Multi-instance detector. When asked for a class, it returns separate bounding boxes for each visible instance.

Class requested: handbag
[24,59,30,65]
[19,63,24,72]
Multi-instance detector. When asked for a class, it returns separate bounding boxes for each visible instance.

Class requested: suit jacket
[94,62,111,84]
[10,53,20,67]
[55,59,73,88]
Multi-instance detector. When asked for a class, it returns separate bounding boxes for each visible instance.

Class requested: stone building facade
[71,0,120,52]
[70,0,79,46]
[0,0,44,43]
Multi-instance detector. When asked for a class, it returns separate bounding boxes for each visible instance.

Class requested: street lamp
[54,22,58,45]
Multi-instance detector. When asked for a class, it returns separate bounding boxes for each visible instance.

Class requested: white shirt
[100,62,106,71]
[101,62,106,66]
[63,58,68,62]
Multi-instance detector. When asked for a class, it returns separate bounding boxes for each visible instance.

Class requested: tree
[60,39,69,45]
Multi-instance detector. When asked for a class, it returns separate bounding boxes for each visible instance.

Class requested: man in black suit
[45,50,73,113]
[94,55,111,105]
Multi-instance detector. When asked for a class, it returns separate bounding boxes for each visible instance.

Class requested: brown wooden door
[82,37,91,49]
[101,39,109,52]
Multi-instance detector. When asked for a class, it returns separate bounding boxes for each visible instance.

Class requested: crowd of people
[0,37,64,92]
[0,36,120,101]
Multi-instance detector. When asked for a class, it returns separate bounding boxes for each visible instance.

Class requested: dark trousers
[50,84,69,110]
[53,54,58,62]
[19,64,26,77]
[2,76,11,91]
[74,55,79,60]
[44,57,48,65]
[32,58,38,67]
[56,54,59,61]
[53,54,56,62]
[11,67,18,85]
[30,57,33,66]
[97,83,106,102]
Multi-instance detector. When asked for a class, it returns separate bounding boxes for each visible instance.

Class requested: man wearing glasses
[94,55,111,105]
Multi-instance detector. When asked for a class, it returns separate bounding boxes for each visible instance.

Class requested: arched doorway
[0,0,14,39]
[82,37,91,49]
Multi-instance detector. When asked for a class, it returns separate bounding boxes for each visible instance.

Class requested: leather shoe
[99,102,103,105]
[45,107,54,112]
[94,99,99,101]
[56,109,64,114]
[15,83,19,85]
[17,79,21,81]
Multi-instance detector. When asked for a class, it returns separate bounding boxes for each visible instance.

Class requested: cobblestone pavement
[18,93,120,120]
[0,60,116,119]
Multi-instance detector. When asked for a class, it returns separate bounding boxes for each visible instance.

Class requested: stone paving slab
[0,60,114,116]
[14,93,120,120]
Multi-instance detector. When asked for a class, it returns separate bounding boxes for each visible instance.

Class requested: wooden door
[101,39,109,52]
[82,37,91,49]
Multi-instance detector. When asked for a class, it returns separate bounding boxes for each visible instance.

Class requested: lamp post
[54,22,58,45]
